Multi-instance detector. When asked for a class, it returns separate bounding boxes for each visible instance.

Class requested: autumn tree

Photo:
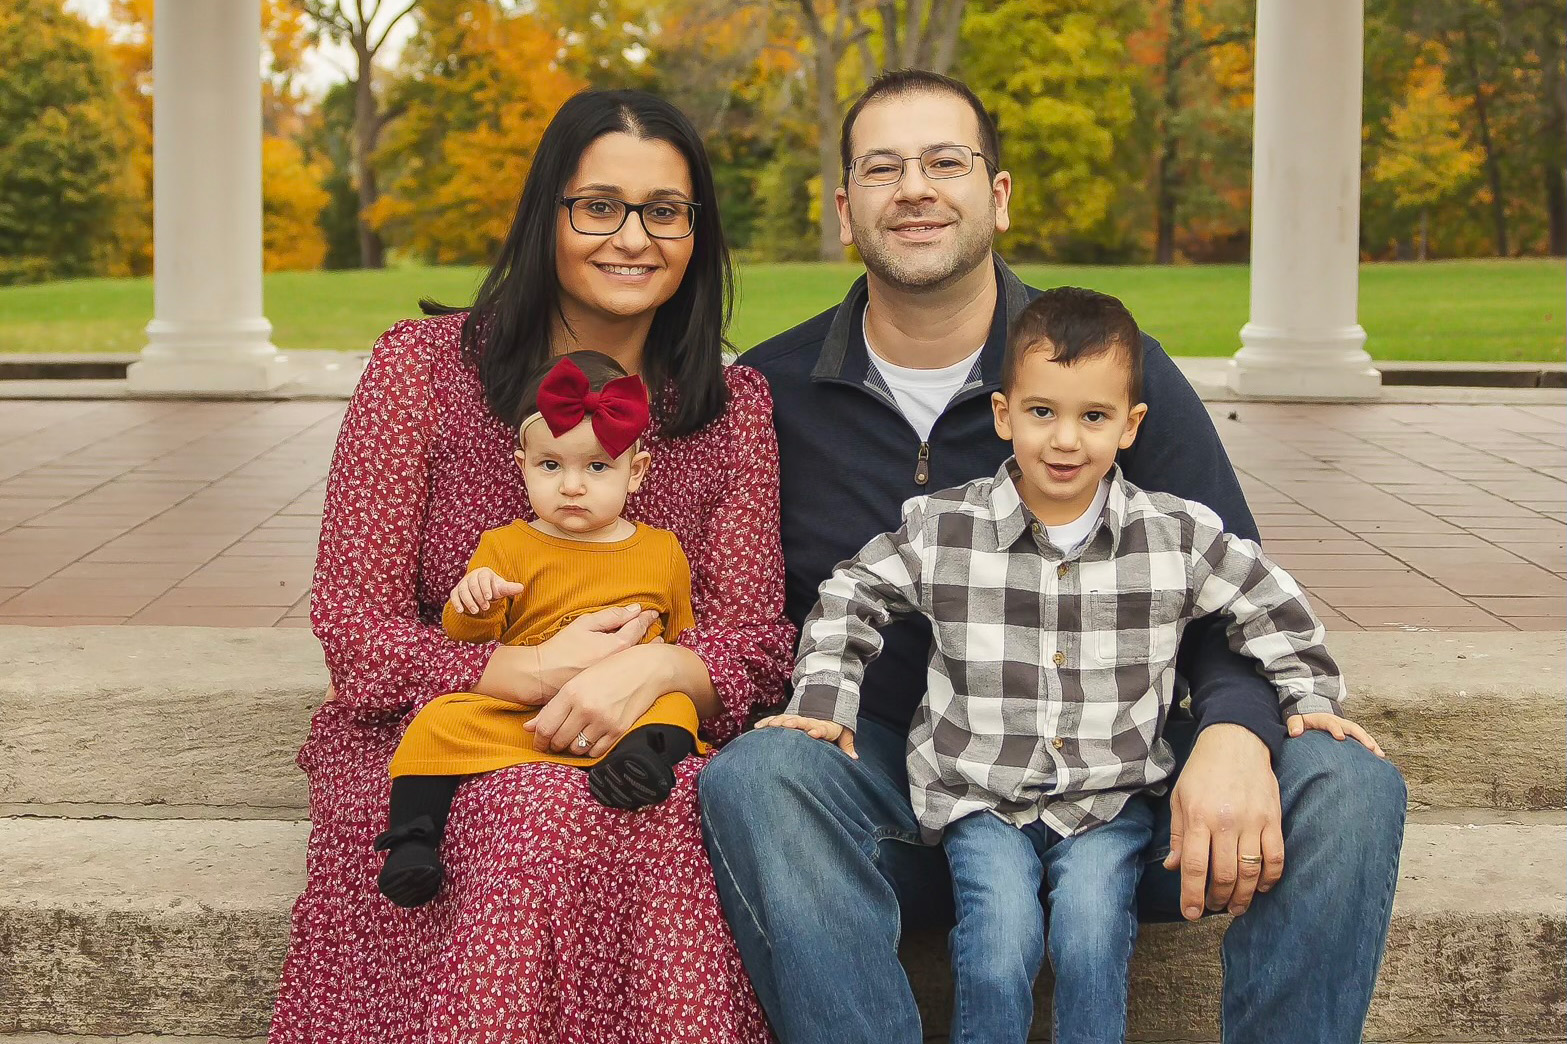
[297,0,421,268]
[1122,0,1254,263]
[263,136,332,270]
[762,1,970,261]
[0,0,140,284]
[1370,54,1484,259]
[1387,0,1567,256]
[104,0,154,274]
[370,0,584,262]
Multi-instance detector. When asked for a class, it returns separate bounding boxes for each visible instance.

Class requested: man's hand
[449,567,525,615]
[754,713,858,759]
[1162,723,1283,920]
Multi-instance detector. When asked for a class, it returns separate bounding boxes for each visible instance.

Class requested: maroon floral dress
[269,314,795,1044]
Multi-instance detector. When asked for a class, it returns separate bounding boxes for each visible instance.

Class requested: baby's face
[516,418,647,539]
[991,346,1146,525]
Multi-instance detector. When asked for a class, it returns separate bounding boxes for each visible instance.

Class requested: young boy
[757,288,1382,1044]
[374,351,705,908]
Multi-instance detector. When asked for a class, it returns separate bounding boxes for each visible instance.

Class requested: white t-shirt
[1043,478,1112,555]
[864,309,980,442]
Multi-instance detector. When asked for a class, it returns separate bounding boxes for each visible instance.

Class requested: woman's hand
[525,642,684,758]
[475,604,657,706]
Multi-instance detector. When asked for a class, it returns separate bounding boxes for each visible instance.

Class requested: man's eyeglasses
[559,197,700,240]
[848,145,996,188]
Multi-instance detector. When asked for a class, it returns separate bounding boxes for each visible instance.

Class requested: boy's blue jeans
[943,799,1155,1044]
[698,716,1405,1044]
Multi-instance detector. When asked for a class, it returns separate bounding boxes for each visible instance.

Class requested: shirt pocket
[1083,589,1185,668]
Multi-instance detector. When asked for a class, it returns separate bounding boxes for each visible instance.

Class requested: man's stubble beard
[850,203,996,295]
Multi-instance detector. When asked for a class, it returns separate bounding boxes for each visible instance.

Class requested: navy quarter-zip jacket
[745,255,1288,757]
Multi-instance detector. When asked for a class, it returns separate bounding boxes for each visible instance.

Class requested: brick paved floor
[0,399,1561,631]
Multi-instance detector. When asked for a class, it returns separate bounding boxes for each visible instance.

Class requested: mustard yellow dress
[389,520,706,777]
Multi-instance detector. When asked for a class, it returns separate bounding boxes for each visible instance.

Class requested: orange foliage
[369,2,587,262]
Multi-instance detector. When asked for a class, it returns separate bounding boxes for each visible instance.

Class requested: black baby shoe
[587,724,696,811]
[373,815,444,908]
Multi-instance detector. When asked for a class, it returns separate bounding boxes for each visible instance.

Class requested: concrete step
[2,817,1562,1041]
[2,627,1562,816]
[0,1037,262,1044]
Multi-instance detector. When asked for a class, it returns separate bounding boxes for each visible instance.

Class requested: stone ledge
[0,627,322,811]
[2,628,1560,814]
[0,819,1562,1041]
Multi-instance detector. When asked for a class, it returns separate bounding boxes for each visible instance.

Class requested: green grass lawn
[1,258,1560,362]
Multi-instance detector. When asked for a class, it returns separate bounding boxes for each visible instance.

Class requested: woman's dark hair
[422,89,732,438]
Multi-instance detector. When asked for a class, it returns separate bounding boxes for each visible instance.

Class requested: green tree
[0,0,139,284]
[960,0,1141,259]
[305,83,364,269]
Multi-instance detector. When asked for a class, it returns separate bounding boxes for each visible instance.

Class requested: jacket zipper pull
[914,442,930,485]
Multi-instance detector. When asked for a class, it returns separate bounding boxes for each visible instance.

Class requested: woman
[269,90,794,1043]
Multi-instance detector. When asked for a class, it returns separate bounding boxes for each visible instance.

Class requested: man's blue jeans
[698,718,1405,1044]
[943,799,1155,1044]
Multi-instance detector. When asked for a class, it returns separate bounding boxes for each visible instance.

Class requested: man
[700,70,1406,1044]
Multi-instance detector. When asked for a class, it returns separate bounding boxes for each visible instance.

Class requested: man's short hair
[839,70,1001,185]
[1003,287,1144,403]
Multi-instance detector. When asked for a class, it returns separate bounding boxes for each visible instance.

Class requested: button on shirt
[790,460,1345,843]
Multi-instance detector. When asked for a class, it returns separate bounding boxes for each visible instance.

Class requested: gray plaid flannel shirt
[791,461,1345,842]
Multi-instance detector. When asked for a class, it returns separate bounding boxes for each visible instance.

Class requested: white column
[1228,0,1380,400]
[127,0,286,395]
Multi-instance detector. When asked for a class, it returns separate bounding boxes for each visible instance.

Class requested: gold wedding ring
[1238,854,1264,864]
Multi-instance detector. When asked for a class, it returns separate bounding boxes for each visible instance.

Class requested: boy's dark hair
[516,350,637,439]
[839,70,1001,185]
[1003,288,1144,402]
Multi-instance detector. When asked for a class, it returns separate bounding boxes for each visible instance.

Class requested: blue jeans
[943,800,1154,1044]
[698,717,1405,1044]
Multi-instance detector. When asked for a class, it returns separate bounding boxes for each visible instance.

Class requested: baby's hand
[449,567,526,615]
[754,713,858,759]
[1287,711,1385,758]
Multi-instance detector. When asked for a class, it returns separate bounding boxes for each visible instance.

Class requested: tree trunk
[928,0,966,74]
[1542,40,1567,256]
[1154,0,1186,265]
[352,41,386,270]
[1461,28,1508,257]
[1417,207,1429,261]
[1547,165,1567,256]
[815,37,844,262]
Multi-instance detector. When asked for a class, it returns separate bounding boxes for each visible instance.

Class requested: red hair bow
[534,357,650,459]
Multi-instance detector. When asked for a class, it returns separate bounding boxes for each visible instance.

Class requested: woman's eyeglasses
[559,197,700,240]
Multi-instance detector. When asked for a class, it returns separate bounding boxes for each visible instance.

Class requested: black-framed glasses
[559,196,700,239]
[848,144,996,188]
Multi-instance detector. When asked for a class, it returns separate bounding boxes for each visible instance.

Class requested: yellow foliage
[370,2,586,263]
[102,1,154,274]
[263,135,330,271]
[1371,53,1484,211]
